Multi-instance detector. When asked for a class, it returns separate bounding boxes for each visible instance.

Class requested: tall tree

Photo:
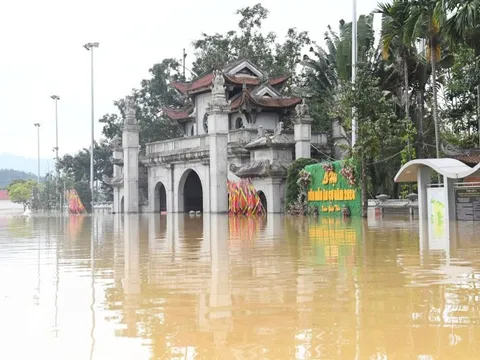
[404,0,445,159]
[333,64,410,213]
[100,58,185,147]
[301,14,376,132]
[7,180,35,211]
[378,0,415,161]
[192,3,310,81]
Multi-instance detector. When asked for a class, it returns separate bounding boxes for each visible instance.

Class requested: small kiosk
[394,159,480,222]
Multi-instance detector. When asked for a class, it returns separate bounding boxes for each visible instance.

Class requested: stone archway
[154,182,167,213]
[178,169,203,212]
[120,196,124,213]
[257,191,267,213]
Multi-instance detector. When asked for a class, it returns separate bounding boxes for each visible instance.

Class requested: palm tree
[378,0,415,160]
[445,0,480,55]
[444,0,480,147]
[404,0,445,160]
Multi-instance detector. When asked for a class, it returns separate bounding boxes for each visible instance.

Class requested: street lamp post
[51,95,60,211]
[34,123,41,184]
[84,42,99,213]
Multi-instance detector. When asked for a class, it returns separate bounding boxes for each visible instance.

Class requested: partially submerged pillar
[122,96,140,213]
[417,167,431,220]
[293,99,313,159]
[112,136,123,213]
[207,71,229,213]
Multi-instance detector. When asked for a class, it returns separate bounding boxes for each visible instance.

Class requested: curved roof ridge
[394,158,480,183]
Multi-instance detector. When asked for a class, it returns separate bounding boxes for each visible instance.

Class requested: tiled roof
[171,73,215,95]
[162,107,193,121]
[224,74,260,86]
[230,90,302,110]
[0,190,9,201]
[452,154,480,166]
[171,71,290,95]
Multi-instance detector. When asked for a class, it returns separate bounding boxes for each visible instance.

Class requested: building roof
[161,107,193,121]
[453,153,480,166]
[230,89,302,110]
[170,58,290,96]
[394,158,480,183]
[0,190,9,201]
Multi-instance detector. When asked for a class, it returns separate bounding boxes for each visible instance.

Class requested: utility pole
[84,42,99,213]
[51,95,60,211]
[351,0,358,148]
[34,123,41,184]
[183,48,187,81]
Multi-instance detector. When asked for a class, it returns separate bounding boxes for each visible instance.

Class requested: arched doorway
[179,169,203,212]
[154,182,167,212]
[257,191,267,213]
[120,197,124,213]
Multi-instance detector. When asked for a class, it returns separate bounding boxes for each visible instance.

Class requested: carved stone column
[293,99,313,159]
[122,96,140,213]
[207,71,229,213]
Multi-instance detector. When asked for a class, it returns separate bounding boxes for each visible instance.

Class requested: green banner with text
[305,160,361,217]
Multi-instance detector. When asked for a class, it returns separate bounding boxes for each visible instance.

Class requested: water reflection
[2,214,480,359]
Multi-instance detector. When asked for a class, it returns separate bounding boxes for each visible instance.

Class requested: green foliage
[75,181,92,213]
[57,139,113,200]
[192,3,311,83]
[301,13,376,131]
[100,59,185,147]
[333,64,407,196]
[285,158,317,210]
[7,180,36,210]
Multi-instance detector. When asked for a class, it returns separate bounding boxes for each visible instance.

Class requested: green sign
[305,160,361,217]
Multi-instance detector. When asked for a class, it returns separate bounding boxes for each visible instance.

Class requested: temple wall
[256,112,279,131]
[229,112,248,130]
[194,92,211,135]
[252,178,286,213]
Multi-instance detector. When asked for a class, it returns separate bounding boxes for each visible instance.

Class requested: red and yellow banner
[65,189,86,214]
[228,179,265,216]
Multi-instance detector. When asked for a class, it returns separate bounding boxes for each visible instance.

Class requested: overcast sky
[0,0,380,161]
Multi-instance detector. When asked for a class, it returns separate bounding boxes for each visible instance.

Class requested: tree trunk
[416,90,424,158]
[431,38,441,183]
[404,54,410,123]
[404,55,412,193]
[361,153,368,218]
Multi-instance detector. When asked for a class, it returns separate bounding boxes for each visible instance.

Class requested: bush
[285,158,317,210]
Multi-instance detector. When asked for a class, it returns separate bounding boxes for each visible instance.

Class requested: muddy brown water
[1,213,480,359]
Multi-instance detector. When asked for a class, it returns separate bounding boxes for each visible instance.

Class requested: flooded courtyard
[1,213,480,359]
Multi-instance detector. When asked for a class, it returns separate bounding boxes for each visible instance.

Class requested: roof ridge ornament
[295,98,309,116]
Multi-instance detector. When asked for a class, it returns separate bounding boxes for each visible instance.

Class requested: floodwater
[1,213,480,360]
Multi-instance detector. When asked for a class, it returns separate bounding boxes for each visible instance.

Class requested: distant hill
[0,169,40,188]
[0,153,53,177]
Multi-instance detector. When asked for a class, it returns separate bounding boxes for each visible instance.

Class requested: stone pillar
[417,166,431,220]
[111,142,123,214]
[444,177,456,222]
[265,179,284,213]
[122,96,140,213]
[208,215,231,330]
[293,99,313,159]
[123,214,140,336]
[207,71,229,213]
